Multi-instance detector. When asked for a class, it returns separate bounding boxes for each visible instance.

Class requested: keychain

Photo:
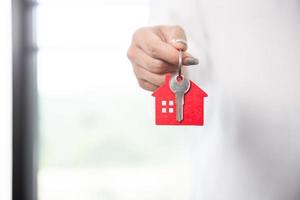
[152,49,208,125]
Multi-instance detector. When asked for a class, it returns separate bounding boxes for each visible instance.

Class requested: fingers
[133,28,182,65]
[183,52,199,65]
[128,26,199,92]
[137,79,158,91]
[160,26,199,65]
[160,26,188,51]
[133,27,198,66]
[132,64,165,87]
[127,44,177,74]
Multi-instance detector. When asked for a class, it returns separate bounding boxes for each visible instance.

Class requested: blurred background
[35,0,193,199]
[0,0,12,199]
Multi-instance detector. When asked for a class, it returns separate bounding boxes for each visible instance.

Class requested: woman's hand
[127,25,199,91]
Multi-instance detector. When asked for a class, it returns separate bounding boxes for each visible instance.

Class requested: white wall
[0,0,12,199]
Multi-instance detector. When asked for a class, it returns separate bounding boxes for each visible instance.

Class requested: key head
[169,75,190,93]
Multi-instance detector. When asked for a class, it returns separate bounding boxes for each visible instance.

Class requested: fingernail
[172,38,187,46]
[184,57,199,65]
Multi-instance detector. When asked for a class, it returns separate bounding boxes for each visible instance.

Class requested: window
[0,0,12,199]
[13,0,193,199]
[161,100,174,114]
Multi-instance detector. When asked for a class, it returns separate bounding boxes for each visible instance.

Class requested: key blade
[175,92,184,122]
[169,75,190,122]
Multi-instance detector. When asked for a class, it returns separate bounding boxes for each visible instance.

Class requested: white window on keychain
[161,100,174,113]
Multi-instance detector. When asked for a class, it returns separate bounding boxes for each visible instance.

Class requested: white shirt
[149,0,300,199]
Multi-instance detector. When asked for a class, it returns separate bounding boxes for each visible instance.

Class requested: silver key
[169,75,190,122]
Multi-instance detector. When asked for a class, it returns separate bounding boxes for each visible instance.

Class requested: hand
[127,25,199,91]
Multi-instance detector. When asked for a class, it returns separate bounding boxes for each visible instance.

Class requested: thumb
[160,26,188,51]
[160,26,199,66]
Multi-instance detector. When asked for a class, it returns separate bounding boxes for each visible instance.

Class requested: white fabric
[149,0,300,199]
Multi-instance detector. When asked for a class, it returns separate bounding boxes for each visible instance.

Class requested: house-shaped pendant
[152,74,208,126]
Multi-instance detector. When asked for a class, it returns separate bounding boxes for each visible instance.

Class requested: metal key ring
[178,49,183,78]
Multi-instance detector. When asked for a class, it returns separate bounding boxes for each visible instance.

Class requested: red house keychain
[152,50,207,126]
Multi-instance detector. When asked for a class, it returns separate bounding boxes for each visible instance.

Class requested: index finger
[135,31,181,65]
[159,25,188,51]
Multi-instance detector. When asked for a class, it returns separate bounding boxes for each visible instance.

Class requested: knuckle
[154,75,165,86]
[127,47,133,60]
[133,27,147,39]
[152,60,166,73]
[132,28,141,39]
[148,44,160,57]
[137,79,145,89]
[132,65,140,78]
[173,25,185,33]
[155,60,165,69]
[138,79,152,91]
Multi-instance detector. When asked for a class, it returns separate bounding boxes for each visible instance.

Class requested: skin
[127,25,199,91]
